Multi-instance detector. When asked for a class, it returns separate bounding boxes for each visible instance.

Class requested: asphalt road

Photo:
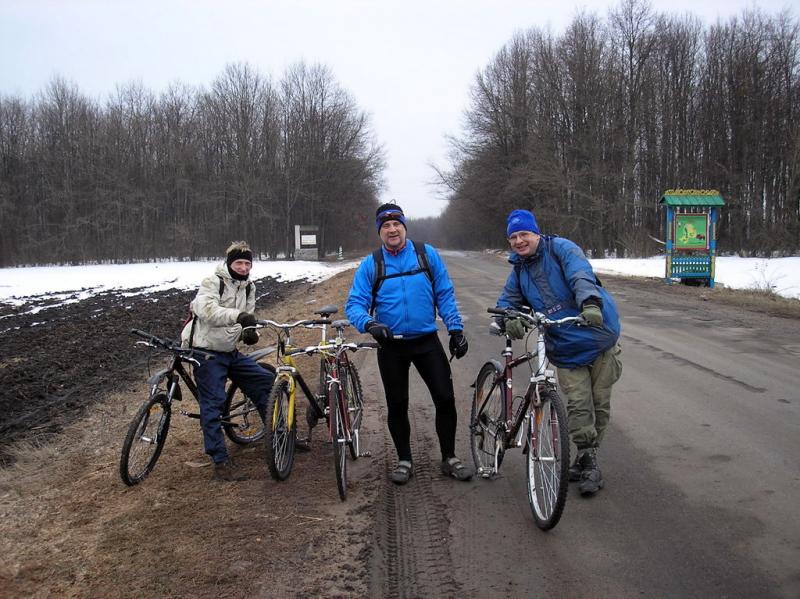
[360,250,800,599]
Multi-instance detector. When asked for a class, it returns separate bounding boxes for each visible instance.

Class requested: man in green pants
[495,209,622,496]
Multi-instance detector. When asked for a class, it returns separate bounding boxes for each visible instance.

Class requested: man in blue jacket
[496,209,622,496]
[346,203,472,485]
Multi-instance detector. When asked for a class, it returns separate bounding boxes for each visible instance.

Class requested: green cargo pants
[556,343,622,450]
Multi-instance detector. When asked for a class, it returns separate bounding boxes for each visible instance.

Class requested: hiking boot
[578,449,604,496]
[389,460,413,485]
[213,459,248,482]
[440,457,474,481]
[569,450,591,482]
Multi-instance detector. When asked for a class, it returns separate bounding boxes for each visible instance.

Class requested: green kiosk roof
[659,189,725,206]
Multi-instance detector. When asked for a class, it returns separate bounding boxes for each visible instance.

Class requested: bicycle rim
[330,382,347,500]
[526,390,570,530]
[264,380,296,481]
[470,363,504,476]
[119,394,171,486]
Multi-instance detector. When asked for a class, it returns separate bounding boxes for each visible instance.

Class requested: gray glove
[580,303,603,327]
[505,317,531,340]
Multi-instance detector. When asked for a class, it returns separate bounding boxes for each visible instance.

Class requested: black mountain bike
[119,329,274,486]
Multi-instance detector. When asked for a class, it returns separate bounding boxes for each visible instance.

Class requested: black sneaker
[440,457,474,481]
[578,449,604,496]
[389,461,413,485]
[213,459,248,482]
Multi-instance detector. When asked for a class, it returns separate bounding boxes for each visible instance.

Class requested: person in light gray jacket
[180,241,274,481]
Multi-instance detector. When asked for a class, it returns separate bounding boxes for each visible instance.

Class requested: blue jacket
[346,241,463,338]
[497,235,620,368]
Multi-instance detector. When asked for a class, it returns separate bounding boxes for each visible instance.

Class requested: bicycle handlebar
[286,340,379,357]
[130,329,215,362]
[487,307,586,328]
[256,318,331,329]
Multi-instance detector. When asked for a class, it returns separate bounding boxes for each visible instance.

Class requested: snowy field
[0,254,798,306]
[0,260,359,308]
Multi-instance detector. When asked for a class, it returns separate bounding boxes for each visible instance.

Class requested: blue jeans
[193,350,274,463]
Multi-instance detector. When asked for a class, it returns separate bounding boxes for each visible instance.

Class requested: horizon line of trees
[434,0,800,257]
[0,61,385,267]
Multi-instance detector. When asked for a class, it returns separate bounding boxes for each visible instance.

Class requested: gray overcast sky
[0,0,791,218]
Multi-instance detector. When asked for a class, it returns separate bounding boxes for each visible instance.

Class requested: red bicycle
[470,307,584,530]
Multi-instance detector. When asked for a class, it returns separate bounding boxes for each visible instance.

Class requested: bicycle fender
[147,368,172,387]
[470,360,504,387]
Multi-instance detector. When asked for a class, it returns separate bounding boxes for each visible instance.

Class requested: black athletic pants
[376,332,457,462]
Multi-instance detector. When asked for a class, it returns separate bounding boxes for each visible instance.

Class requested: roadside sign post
[659,189,726,288]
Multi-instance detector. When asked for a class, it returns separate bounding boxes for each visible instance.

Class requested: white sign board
[301,234,317,246]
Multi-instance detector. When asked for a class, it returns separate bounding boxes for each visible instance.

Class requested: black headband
[226,249,253,265]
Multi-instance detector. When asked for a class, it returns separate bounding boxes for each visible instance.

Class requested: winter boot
[578,448,604,496]
[569,450,590,482]
[213,458,248,482]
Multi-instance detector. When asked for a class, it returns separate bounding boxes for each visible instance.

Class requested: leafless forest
[433,1,800,257]
[1,0,798,267]
[0,62,385,266]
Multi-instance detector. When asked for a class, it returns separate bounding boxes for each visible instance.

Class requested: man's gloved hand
[237,312,259,345]
[504,317,530,340]
[237,312,257,328]
[241,328,259,345]
[448,330,469,359]
[365,320,393,343]
[580,301,603,326]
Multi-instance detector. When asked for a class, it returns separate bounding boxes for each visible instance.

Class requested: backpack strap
[369,240,435,316]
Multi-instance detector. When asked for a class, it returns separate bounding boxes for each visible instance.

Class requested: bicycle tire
[330,381,347,501]
[264,378,296,481]
[470,362,505,475]
[342,361,364,459]
[119,393,171,486]
[222,362,274,445]
[526,388,570,530]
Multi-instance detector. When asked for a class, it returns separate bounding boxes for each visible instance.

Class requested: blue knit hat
[375,203,407,230]
[506,209,540,237]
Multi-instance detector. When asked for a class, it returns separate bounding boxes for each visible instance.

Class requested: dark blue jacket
[346,241,463,338]
[497,235,620,368]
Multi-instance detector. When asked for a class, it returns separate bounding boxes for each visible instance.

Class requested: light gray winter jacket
[180,262,255,352]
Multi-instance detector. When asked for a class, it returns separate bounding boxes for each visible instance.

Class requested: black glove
[237,313,258,345]
[448,330,468,359]
[365,320,393,343]
[236,312,257,328]
[241,328,259,345]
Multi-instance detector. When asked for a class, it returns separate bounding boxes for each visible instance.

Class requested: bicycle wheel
[120,393,171,486]
[470,362,505,476]
[264,378,296,481]
[222,362,274,445]
[342,361,364,459]
[526,388,570,530]
[330,381,347,501]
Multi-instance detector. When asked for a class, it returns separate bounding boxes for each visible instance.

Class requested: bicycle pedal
[358,450,372,458]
